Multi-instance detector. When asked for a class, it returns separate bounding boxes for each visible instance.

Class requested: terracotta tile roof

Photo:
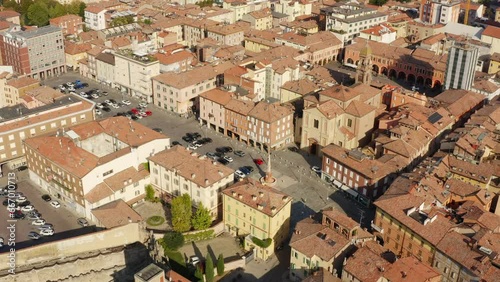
[199,88,234,106]
[25,86,65,105]
[248,7,272,19]
[248,101,293,123]
[309,100,344,119]
[375,193,453,245]
[85,5,106,14]
[225,99,255,115]
[152,65,216,89]
[343,244,390,282]
[434,89,485,118]
[383,256,441,282]
[222,178,292,217]
[421,33,446,45]
[281,79,319,95]
[0,20,10,30]
[345,100,376,117]
[91,199,142,229]
[360,23,396,36]
[104,166,149,192]
[0,10,20,18]
[322,207,359,230]
[6,76,39,89]
[85,182,114,204]
[148,145,234,188]
[87,46,105,57]
[491,52,500,62]
[289,218,350,261]
[49,14,82,25]
[320,84,359,102]
[448,156,497,183]
[154,50,193,65]
[482,26,500,39]
[473,79,499,93]
[95,52,115,65]
[79,31,99,42]
[65,41,92,55]
[111,37,131,48]
[322,144,398,180]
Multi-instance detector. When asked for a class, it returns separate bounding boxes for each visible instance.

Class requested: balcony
[371,220,384,234]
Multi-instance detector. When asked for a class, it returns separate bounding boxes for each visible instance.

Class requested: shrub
[184,229,215,242]
[146,215,165,226]
[216,254,224,276]
[251,237,272,248]
[145,184,155,202]
[205,254,214,282]
[161,231,184,251]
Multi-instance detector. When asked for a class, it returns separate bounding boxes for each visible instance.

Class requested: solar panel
[428,112,443,124]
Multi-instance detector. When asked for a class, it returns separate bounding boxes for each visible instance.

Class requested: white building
[444,42,479,91]
[273,0,312,21]
[84,6,107,31]
[222,0,270,23]
[24,117,171,217]
[114,50,160,103]
[95,51,115,88]
[148,145,235,217]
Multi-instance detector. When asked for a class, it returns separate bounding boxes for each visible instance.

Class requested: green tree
[49,3,65,18]
[216,254,224,276]
[205,254,214,282]
[194,265,204,282]
[144,18,152,25]
[161,231,184,251]
[66,0,80,15]
[3,0,20,12]
[27,1,49,26]
[145,184,155,202]
[78,1,86,18]
[20,0,34,15]
[369,0,387,6]
[191,203,212,230]
[171,193,192,232]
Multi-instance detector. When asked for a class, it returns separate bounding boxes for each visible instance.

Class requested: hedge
[183,229,215,242]
[251,237,272,248]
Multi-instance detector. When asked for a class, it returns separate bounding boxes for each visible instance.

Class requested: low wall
[0,223,147,272]
[224,257,246,272]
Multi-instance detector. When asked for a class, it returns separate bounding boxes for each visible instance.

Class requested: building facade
[0,75,39,107]
[443,42,479,91]
[0,26,65,79]
[222,178,292,260]
[84,6,107,30]
[148,145,234,217]
[49,14,83,35]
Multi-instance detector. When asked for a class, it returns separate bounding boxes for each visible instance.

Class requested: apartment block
[64,41,92,70]
[206,23,245,46]
[443,42,479,91]
[320,3,387,45]
[199,88,234,134]
[95,51,115,88]
[0,73,39,107]
[241,8,272,30]
[24,117,170,217]
[289,208,374,280]
[152,65,217,114]
[148,145,234,217]
[222,178,292,260]
[84,6,107,30]
[49,14,83,35]
[274,0,312,21]
[222,0,270,22]
[0,26,65,79]
[114,50,160,103]
[0,92,94,173]
[80,46,104,80]
[419,0,461,25]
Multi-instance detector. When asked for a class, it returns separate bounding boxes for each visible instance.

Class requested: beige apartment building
[206,23,245,46]
[95,52,115,88]
[148,145,234,218]
[0,93,94,174]
[222,178,292,260]
[152,65,217,114]
[224,98,255,141]
[247,101,294,150]
[199,89,234,134]
[114,50,160,103]
[241,8,272,30]
[0,74,39,107]
[300,84,380,154]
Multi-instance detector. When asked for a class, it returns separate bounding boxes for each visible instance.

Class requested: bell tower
[356,41,373,85]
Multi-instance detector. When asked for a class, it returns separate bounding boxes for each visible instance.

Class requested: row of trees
[171,193,212,232]
[3,0,86,27]
[193,254,225,282]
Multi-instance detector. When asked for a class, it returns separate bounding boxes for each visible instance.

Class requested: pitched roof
[222,178,292,217]
[344,100,376,117]
[148,145,234,188]
[434,89,485,118]
[383,256,441,282]
[289,218,350,261]
[49,14,82,25]
[152,65,216,89]
[248,101,293,123]
[482,26,500,39]
[320,84,359,102]
[312,99,345,119]
[343,243,390,282]
[65,41,92,55]
[91,199,142,229]
[199,88,234,106]
[6,76,39,88]
[225,99,255,115]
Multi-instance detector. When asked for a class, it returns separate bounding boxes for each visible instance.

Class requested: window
[347,119,352,127]
[313,119,319,128]
[183,184,188,190]
[133,182,139,187]
[103,169,113,177]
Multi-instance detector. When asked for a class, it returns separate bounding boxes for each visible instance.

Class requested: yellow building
[222,178,292,260]
[0,75,40,107]
[489,52,500,74]
[241,8,273,30]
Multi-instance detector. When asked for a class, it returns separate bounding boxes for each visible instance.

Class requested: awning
[341,185,358,197]
[332,180,342,188]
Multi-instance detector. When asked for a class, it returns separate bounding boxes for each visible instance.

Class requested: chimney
[282,196,288,202]
[205,179,209,185]
[257,204,263,210]
[402,271,407,278]
[238,194,243,199]
[231,191,236,196]
[218,170,223,176]
[259,191,264,197]
[271,206,277,214]
[252,195,257,201]
[191,173,196,179]
[128,216,132,223]
[123,180,127,186]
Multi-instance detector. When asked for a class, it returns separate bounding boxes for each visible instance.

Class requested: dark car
[2,199,8,206]
[288,147,299,153]
[18,201,31,207]
[17,165,28,171]
[41,194,51,202]
[172,141,181,146]
[182,136,193,142]
[28,232,40,240]
[234,150,246,157]
[11,211,25,220]
[131,115,139,120]
[102,107,111,112]
[4,183,17,190]
[224,146,233,153]
[242,166,254,174]
[82,83,89,87]
[109,99,117,103]
[240,167,250,175]
[153,128,163,133]
[203,137,213,143]
[187,132,201,139]
[218,158,230,165]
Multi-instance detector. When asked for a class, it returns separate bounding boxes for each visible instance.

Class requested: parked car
[102,91,108,96]
[172,141,181,146]
[102,107,111,112]
[32,219,46,226]
[200,137,212,143]
[152,128,163,133]
[38,224,54,230]
[96,103,104,109]
[41,194,51,202]
[219,158,230,165]
[28,232,40,240]
[223,156,233,163]
[17,201,31,207]
[20,205,35,212]
[240,166,254,175]
[254,159,264,165]
[234,170,246,179]
[234,150,246,157]
[206,152,218,160]
[50,201,61,208]
[17,165,28,171]
[77,218,89,227]
[122,100,132,105]
[311,166,321,174]
[0,237,3,247]
[40,229,54,236]
[139,102,147,108]
[187,144,197,150]
[96,109,102,115]
[16,196,27,203]
[182,136,194,143]
[188,256,200,266]
[27,214,41,220]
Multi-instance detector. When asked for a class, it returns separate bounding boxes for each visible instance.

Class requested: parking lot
[43,73,373,229]
[0,179,87,252]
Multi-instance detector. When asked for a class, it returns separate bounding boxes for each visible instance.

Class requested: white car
[122,100,131,105]
[32,219,46,226]
[96,103,104,109]
[59,85,66,91]
[223,156,234,163]
[68,87,75,92]
[138,102,147,108]
[96,109,102,115]
[50,201,61,208]
[188,256,200,266]
[187,144,197,150]
[21,205,35,212]
[112,103,120,109]
[16,196,27,203]
[311,166,321,174]
[81,93,89,98]
[0,237,3,247]
[40,229,54,236]
[66,82,74,87]
[91,94,99,99]
[234,170,246,179]
[38,224,53,231]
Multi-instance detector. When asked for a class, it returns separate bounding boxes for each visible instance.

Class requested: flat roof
[135,263,164,281]
[0,94,84,124]
[7,25,61,39]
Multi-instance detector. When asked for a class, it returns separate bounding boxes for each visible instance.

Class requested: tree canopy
[191,203,212,230]
[171,193,193,232]
[161,231,184,251]
[3,0,86,26]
